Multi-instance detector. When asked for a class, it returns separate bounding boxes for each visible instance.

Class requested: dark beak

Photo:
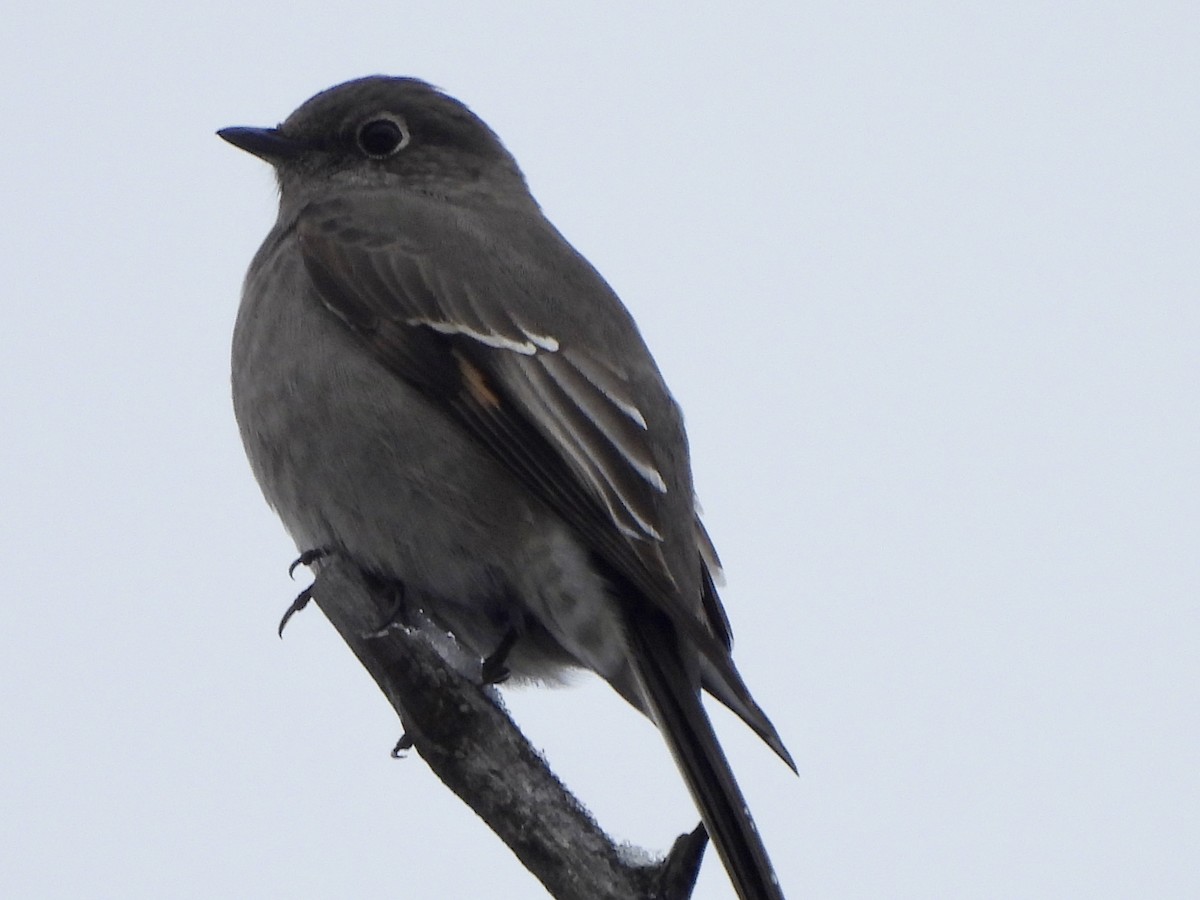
[217,126,305,163]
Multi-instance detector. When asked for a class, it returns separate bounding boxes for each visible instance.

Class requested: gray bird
[220,76,794,900]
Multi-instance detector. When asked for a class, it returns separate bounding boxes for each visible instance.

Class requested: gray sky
[3,2,1196,897]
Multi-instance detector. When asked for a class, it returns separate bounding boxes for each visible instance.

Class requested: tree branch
[299,557,706,900]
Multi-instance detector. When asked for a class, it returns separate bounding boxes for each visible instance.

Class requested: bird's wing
[297,197,703,627]
[297,190,794,769]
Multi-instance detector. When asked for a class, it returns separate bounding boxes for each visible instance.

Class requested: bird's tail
[624,611,786,900]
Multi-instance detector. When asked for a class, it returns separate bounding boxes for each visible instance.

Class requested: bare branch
[299,557,706,900]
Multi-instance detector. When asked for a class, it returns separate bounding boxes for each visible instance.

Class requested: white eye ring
[356,114,410,159]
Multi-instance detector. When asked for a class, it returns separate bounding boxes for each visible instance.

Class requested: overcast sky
[3,3,1196,898]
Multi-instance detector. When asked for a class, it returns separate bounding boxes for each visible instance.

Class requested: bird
[219,75,794,900]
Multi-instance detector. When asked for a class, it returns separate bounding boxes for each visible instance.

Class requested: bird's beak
[217,126,305,163]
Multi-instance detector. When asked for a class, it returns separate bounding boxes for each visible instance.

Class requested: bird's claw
[288,547,328,579]
[278,585,314,637]
[391,733,414,758]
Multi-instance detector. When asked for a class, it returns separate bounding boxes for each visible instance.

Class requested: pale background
[2,3,1196,898]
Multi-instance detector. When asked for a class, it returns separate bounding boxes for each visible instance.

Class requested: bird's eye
[357,115,410,159]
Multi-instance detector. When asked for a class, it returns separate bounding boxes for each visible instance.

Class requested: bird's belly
[232,277,530,599]
[245,370,536,601]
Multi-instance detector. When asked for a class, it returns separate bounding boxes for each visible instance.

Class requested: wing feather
[294,195,781,734]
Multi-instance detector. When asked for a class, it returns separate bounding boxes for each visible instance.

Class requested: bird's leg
[480,627,519,685]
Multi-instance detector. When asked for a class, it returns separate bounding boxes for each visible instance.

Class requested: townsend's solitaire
[220,76,794,900]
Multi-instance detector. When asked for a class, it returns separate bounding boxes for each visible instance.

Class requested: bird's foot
[278,548,331,635]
